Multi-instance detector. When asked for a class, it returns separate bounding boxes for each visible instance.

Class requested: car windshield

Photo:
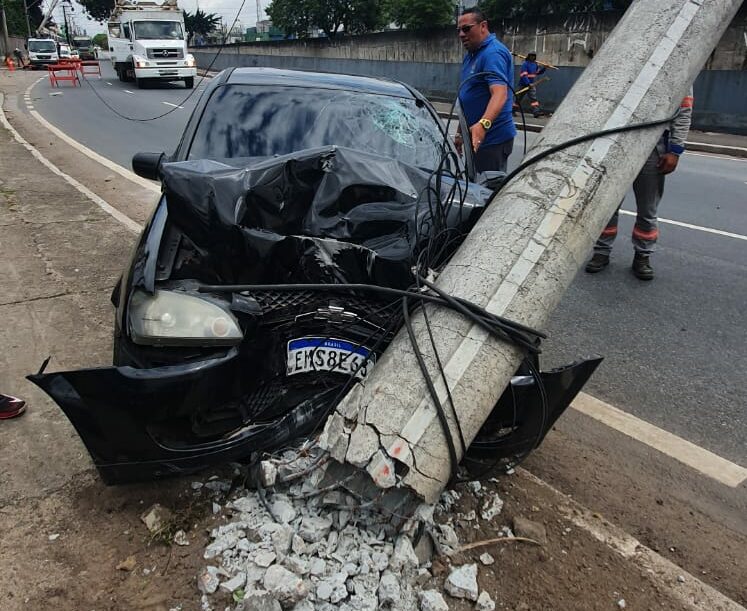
[73,38,92,48]
[134,21,183,40]
[28,40,56,52]
[187,84,446,171]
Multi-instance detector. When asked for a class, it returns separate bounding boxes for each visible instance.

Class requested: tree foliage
[78,0,115,23]
[387,0,455,30]
[184,9,221,39]
[92,32,108,48]
[266,0,385,39]
[3,0,44,36]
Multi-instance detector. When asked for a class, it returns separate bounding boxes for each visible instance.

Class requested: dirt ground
[0,68,739,611]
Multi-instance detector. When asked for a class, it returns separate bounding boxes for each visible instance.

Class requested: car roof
[224,67,415,99]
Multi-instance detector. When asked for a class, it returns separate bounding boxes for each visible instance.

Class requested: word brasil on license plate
[287,337,375,380]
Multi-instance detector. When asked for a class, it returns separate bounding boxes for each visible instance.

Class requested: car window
[187,84,447,172]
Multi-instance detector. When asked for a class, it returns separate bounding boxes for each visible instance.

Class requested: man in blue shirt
[456,7,516,173]
[516,52,546,118]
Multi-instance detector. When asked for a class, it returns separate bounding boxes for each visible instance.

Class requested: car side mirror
[132,152,165,180]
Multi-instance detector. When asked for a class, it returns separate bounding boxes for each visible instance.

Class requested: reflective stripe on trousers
[594,146,665,256]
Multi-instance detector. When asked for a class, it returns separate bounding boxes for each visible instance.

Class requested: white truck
[26,38,59,69]
[108,0,196,88]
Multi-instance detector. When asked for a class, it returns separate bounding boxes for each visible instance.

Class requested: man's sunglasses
[457,22,482,34]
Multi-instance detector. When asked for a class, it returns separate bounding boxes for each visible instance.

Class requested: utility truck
[26,38,59,68]
[72,36,96,60]
[108,0,196,88]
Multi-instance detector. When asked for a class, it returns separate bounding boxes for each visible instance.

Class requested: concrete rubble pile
[196,442,504,611]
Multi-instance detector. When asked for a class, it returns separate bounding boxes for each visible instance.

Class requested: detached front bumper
[27,349,327,484]
[29,350,601,484]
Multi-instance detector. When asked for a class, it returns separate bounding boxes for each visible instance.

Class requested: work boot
[632,253,654,280]
[585,253,609,273]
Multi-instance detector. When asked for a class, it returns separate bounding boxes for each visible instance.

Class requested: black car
[30,68,599,484]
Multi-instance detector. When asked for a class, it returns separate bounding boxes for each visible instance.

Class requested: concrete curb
[436,111,747,159]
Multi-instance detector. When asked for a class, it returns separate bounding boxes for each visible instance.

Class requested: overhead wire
[78,0,249,122]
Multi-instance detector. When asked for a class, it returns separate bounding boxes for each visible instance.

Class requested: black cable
[402,296,460,483]
[78,0,249,122]
[499,111,679,190]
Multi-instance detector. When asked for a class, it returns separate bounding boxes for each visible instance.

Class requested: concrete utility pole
[319,0,743,504]
[1,0,11,58]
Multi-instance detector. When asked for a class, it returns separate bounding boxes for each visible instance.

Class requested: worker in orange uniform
[586,88,694,280]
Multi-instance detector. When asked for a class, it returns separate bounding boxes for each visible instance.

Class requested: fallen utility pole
[319,0,742,504]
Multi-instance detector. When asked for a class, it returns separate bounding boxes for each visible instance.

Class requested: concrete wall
[191,11,747,134]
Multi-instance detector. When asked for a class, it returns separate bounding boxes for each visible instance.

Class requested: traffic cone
[5,56,15,72]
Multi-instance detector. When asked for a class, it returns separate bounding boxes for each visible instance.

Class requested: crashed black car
[30,68,599,484]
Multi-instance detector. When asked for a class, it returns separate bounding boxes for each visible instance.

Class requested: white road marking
[572,392,747,488]
[123,90,134,94]
[106,81,113,86]
[162,101,183,109]
[618,209,747,241]
[686,151,747,162]
[522,469,747,611]
[26,105,34,110]
[0,93,142,234]
[26,80,160,194]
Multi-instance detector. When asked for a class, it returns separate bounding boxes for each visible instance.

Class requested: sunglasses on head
[457,22,482,34]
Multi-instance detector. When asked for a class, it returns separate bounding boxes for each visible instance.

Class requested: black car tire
[184,77,194,89]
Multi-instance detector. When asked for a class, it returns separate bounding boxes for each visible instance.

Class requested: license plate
[286,337,375,380]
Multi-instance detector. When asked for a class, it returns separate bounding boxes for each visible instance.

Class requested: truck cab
[26,38,59,69]
[108,0,196,88]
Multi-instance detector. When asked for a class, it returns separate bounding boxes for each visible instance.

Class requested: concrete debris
[260,460,278,487]
[479,553,495,565]
[512,516,547,545]
[173,530,190,546]
[197,566,220,594]
[498,526,514,538]
[617,599,627,609]
[263,565,309,608]
[48,533,60,541]
[378,571,401,606]
[255,550,277,568]
[298,516,333,543]
[212,503,221,515]
[391,536,420,571]
[480,493,504,521]
[419,590,449,611]
[316,572,349,604]
[236,592,282,611]
[444,564,479,601]
[467,481,482,495]
[476,591,496,611]
[140,503,173,534]
[219,572,246,593]
[191,482,204,490]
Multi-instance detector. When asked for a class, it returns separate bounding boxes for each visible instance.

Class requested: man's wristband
[669,144,685,156]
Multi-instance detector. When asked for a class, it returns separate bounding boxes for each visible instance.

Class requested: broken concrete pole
[319,0,742,503]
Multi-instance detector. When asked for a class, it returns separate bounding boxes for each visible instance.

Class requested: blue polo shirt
[459,34,516,147]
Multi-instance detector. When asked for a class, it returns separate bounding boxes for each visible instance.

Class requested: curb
[436,111,747,159]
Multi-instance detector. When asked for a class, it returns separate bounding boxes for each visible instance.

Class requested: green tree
[92,32,108,48]
[3,0,44,36]
[184,9,221,41]
[78,0,115,22]
[388,0,455,30]
[266,0,385,39]
[478,0,633,22]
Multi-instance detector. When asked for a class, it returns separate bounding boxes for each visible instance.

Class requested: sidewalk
[432,101,747,158]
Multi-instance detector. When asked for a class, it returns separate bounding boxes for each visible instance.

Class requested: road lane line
[618,209,747,241]
[687,151,747,162]
[0,93,142,234]
[522,469,747,611]
[26,79,160,194]
[162,101,183,109]
[124,90,134,94]
[572,392,747,488]
[106,82,113,86]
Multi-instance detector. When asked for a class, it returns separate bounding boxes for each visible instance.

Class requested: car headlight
[133,55,148,68]
[185,54,195,67]
[129,289,243,346]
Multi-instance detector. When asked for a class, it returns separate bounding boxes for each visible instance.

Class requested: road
[27,62,747,464]
[2,66,746,608]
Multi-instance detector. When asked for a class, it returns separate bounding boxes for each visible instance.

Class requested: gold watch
[478,118,492,130]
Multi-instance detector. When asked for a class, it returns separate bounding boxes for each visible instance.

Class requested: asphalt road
[27,65,747,465]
